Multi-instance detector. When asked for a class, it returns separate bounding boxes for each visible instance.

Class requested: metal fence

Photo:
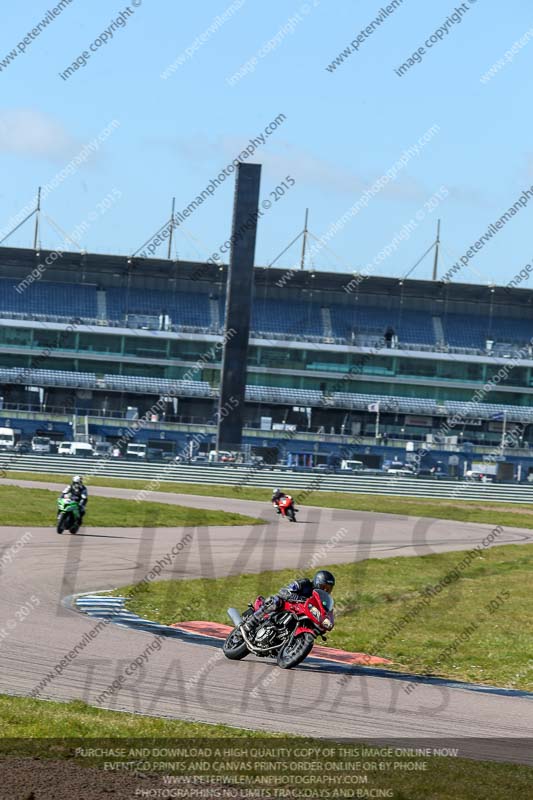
[3,454,533,504]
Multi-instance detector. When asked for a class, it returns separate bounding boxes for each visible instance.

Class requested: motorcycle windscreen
[315,588,334,612]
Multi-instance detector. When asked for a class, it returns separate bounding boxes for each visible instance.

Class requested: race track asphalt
[1,479,532,765]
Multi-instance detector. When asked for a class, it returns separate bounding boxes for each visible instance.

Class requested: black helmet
[313,570,335,594]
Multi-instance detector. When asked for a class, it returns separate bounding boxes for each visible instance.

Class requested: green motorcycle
[56,496,81,534]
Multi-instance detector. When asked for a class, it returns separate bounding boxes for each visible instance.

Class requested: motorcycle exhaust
[227,608,243,627]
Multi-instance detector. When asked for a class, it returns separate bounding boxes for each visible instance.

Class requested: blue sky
[0,0,532,286]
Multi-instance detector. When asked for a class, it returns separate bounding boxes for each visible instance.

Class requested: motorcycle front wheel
[288,506,296,522]
[277,632,314,669]
[223,627,250,660]
[56,512,66,534]
[62,512,75,533]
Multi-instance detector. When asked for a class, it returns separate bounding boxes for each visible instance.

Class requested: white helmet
[72,475,82,485]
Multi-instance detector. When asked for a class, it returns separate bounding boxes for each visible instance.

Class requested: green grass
[5,469,533,529]
[0,484,261,527]
[0,694,259,740]
[110,544,533,690]
[1,695,532,799]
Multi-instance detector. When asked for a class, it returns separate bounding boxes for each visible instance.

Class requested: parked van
[126,443,147,459]
[70,442,94,457]
[59,442,94,457]
[31,436,52,454]
[0,427,21,450]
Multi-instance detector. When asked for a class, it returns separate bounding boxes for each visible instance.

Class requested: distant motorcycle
[273,494,297,522]
[223,588,335,669]
[56,496,81,534]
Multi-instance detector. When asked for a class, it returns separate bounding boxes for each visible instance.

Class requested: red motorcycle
[223,588,335,669]
[273,494,297,522]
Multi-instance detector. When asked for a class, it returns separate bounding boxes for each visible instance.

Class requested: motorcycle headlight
[309,605,321,621]
[322,618,333,630]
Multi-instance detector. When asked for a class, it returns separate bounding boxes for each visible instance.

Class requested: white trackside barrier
[3,454,533,504]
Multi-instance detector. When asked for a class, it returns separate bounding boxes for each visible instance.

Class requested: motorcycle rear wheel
[277,632,314,669]
[223,628,250,660]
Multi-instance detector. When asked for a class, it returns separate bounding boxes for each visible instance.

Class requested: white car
[386,465,415,476]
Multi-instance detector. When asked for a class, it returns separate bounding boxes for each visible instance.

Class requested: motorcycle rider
[61,475,88,520]
[243,570,335,634]
[271,488,286,514]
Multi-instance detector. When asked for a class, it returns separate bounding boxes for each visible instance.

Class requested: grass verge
[5,469,533,529]
[0,694,260,740]
[0,484,261,527]
[110,544,533,690]
[0,695,532,799]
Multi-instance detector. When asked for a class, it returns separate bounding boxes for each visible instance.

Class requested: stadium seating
[102,374,212,396]
[489,316,533,346]
[0,367,96,388]
[2,364,533,422]
[0,367,212,398]
[328,304,435,346]
[106,288,212,328]
[250,299,323,337]
[244,384,533,422]
[0,277,531,353]
[441,313,533,349]
[441,314,489,349]
[0,278,98,319]
[247,385,324,405]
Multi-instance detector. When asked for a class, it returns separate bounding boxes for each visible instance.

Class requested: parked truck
[0,427,21,450]
[340,459,365,471]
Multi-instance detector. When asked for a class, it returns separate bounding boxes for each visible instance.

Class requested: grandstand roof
[1,245,532,312]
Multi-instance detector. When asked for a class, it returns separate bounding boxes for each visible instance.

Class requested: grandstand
[3,273,532,352]
[1,244,533,468]
[2,272,532,353]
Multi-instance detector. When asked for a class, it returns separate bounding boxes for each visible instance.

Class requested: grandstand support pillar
[216,162,262,452]
[300,208,309,269]
[33,186,41,249]
[167,196,176,259]
[432,218,441,281]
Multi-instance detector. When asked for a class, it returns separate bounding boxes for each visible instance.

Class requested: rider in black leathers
[243,570,335,634]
